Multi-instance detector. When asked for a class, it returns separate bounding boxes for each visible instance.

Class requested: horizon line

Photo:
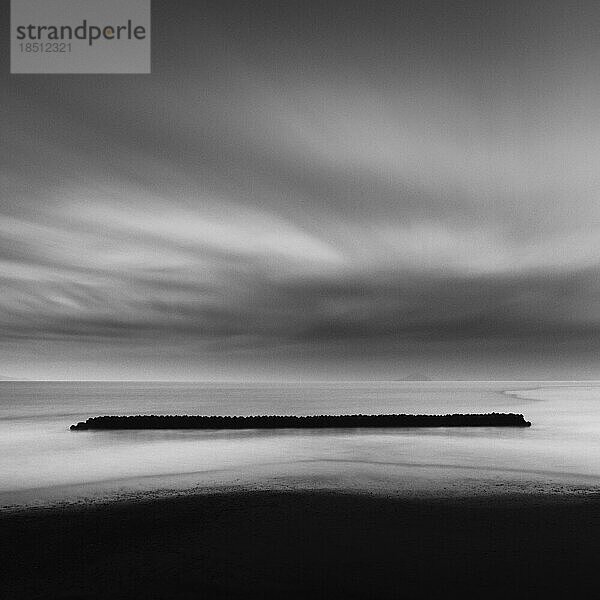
[2,378,600,384]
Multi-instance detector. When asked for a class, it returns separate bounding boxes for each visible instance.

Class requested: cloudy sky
[2,0,600,380]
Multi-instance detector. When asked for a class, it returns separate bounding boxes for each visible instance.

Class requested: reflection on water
[1,381,600,507]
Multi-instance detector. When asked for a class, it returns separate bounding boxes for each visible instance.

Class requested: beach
[2,381,600,598]
[3,487,600,599]
[5,0,600,596]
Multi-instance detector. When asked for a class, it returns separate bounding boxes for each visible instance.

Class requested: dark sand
[2,489,599,599]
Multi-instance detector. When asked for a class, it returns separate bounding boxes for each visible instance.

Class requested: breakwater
[70,413,531,430]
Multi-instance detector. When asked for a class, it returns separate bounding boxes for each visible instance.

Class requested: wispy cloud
[2,0,600,378]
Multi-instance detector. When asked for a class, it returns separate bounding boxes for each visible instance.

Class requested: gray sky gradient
[2,0,600,379]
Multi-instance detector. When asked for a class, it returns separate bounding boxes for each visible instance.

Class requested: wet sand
[2,488,599,599]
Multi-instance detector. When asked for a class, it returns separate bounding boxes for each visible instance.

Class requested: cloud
[2,0,600,378]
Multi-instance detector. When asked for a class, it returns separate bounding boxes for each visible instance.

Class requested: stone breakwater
[71,413,532,430]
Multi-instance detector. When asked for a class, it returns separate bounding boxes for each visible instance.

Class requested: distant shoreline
[5,379,600,383]
[70,413,532,430]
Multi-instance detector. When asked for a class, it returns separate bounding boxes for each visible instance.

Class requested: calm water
[1,381,600,508]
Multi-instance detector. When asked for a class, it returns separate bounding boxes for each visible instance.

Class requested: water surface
[1,381,599,507]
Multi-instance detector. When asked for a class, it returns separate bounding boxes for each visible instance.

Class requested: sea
[1,380,599,509]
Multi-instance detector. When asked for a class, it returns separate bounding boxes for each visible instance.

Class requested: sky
[2,0,600,380]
